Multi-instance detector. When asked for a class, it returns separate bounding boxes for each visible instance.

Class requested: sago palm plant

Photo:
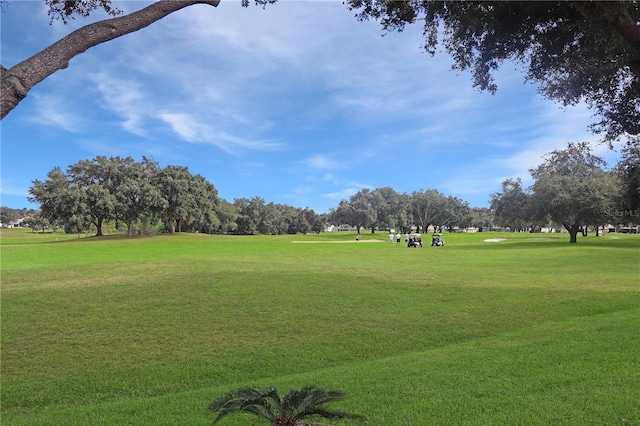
[209,386,358,425]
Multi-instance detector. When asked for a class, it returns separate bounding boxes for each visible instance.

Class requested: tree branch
[598,2,640,76]
[1,0,220,120]
[572,2,640,76]
[598,1,640,46]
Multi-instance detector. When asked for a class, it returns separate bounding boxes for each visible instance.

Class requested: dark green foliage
[329,187,475,233]
[347,1,640,142]
[28,157,221,236]
[0,206,22,224]
[233,197,326,235]
[45,0,121,23]
[490,178,531,231]
[616,140,640,215]
[27,157,327,236]
[528,142,617,242]
[151,165,220,234]
[209,386,357,425]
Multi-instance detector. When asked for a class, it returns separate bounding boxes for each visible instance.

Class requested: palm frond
[209,386,278,424]
[284,387,346,420]
[209,386,358,425]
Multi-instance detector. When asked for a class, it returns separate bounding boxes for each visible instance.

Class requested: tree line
[327,142,639,243]
[21,155,495,237]
[25,156,326,236]
[8,141,639,242]
[328,187,492,234]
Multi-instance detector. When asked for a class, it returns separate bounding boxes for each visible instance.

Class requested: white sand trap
[483,237,557,242]
[292,239,385,243]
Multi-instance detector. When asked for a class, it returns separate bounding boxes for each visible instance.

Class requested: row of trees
[234,197,325,235]
[491,142,639,243]
[328,187,492,234]
[18,141,640,242]
[27,156,326,236]
[23,155,493,238]
[329,141,639,244]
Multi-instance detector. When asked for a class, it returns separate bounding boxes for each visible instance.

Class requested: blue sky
[1,1,621,213]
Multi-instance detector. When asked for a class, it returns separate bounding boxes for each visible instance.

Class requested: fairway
[1,229,639,425]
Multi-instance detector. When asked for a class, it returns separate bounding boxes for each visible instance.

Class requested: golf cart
[431,233,444,246]
[407,233,423,248]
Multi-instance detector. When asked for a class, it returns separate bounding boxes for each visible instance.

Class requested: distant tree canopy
[27,156,326,236]
[347,1,640,144]
[1,0,638,146]
[0,206,22,224]
[329,187,477,233]
[233,196,325,235]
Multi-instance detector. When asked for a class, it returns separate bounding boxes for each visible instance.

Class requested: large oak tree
[409,189,447,233]
[528,142,615,243]
[330,189,377,233]
[29,166,89,233]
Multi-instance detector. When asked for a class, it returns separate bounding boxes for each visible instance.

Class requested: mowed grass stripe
[3,309,637,425]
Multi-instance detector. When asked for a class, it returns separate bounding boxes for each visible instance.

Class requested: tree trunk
[564,223,580,243]
[1,0,220,120]
[168,215,176,234]
[95,218,104,237]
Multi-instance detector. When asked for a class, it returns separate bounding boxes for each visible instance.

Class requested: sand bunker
[292,239,385,243]
[483,237,557,242]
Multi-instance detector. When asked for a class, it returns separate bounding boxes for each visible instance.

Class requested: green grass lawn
[1,228,639,425]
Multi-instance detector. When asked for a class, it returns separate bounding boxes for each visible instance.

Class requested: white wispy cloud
[303,154,344,170]
[158,111,284,154]
[316,172,375,204]
[27,93,85,132]
[89,72,148,136]
[158,112,204,142]
[0,179,30,198]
